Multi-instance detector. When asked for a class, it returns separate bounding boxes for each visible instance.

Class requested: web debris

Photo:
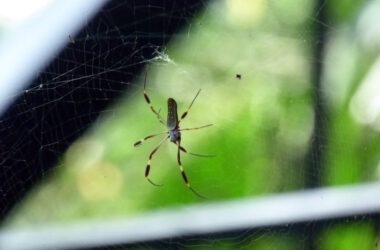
[151,48,176,65]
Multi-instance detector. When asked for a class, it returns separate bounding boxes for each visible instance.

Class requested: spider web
[1,0,380,249]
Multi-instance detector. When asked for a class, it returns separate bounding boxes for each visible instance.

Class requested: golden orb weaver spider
[133,73,213,198]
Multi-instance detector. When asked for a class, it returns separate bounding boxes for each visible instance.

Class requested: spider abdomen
[167,98,178,130]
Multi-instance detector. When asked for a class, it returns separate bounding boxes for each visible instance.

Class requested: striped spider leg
[133,75,213,198]
[142,72,165,126]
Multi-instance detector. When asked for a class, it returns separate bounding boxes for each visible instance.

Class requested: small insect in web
[133,73,213,198]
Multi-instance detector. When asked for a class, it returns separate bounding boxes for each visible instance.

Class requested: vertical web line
[305,0,328,249]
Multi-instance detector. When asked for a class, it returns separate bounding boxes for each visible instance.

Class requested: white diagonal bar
[0,0,107,115]
[1,182,380,250]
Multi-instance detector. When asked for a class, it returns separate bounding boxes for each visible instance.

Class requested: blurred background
[1,0,380,249]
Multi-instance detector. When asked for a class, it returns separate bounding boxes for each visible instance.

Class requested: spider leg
[143,72,166,125]
[145,136,169,186]
[178,89,201,124]
[179,124,213,132]
[176,141,207,199]
[134,131,168,147]
[178,145,215,157]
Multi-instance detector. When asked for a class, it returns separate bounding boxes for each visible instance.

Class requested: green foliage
[320,222,375,250]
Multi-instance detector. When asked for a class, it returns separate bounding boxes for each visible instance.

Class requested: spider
[133,73,213,198]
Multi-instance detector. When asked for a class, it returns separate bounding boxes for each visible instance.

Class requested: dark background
[0,0,206,219]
